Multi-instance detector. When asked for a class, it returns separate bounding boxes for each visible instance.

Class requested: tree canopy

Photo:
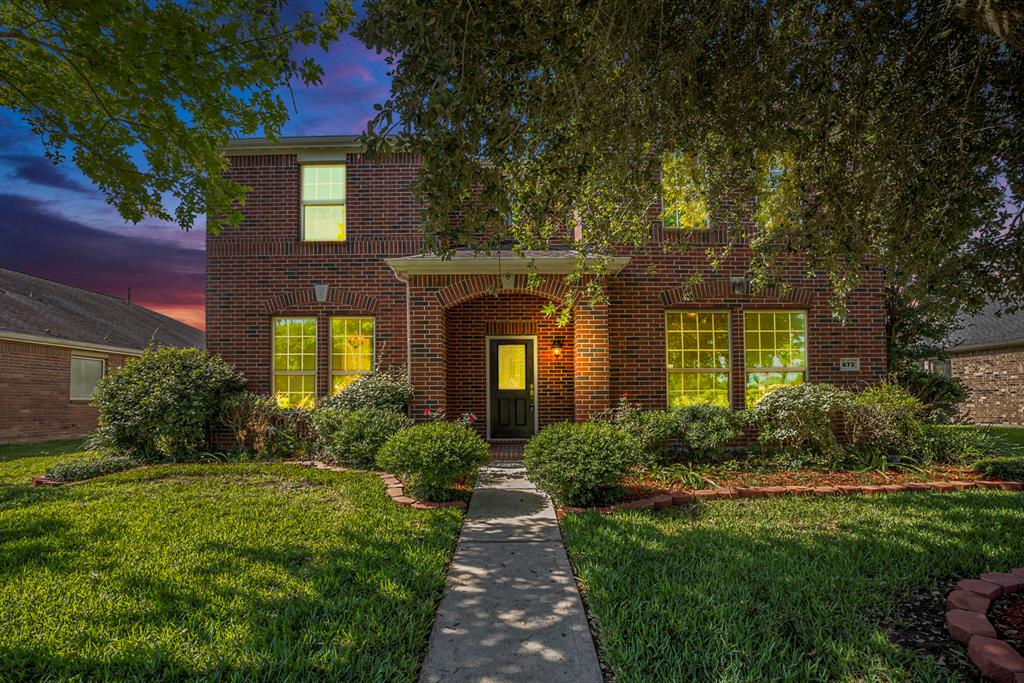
[0,0,352,230]
[356,0,1024,318]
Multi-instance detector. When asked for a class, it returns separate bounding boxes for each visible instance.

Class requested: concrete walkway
[419,462,603,683]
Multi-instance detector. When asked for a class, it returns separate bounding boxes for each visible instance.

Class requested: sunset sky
[0,10,389,331]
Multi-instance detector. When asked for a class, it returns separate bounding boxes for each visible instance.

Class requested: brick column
[573,301,611,420]
[408,279,446,420]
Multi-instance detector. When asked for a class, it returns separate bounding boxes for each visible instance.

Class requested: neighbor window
[665,311,730,408]
[301,164,346,241]
[330,317,374,393]
[70,356,105,400]
[744,311,807,407]
[272,317,317,408]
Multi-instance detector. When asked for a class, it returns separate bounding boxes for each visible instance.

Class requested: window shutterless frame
[742,309,810,407]
[70,355,106,401]
[664,310,732,409]
[300,164,346,242]
[271,316,317,409]
[329,316,376,394]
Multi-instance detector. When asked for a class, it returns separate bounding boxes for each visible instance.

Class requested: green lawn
[0,438,92,486]
[562,492,1024,682]
[0,442,462,681]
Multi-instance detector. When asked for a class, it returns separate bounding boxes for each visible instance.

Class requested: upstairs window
[301,164,346,241]
[330,317,374,393]
[661,153,711,230]
[666,311,731,408]
[272,317,317,408]
[70,356,105,400]
[744,311,807,407]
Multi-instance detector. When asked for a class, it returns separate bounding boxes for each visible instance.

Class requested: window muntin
[330,317,374,394]
[272,317,317,408]
[70,356,105,400]
[665,311,730,408]
[744,311,807,407]
[661,153,711,231]
[301,164,346,241]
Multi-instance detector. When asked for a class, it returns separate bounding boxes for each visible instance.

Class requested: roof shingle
[949,302,1024,350]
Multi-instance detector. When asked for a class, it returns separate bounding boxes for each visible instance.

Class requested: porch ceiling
[385,250,631,276]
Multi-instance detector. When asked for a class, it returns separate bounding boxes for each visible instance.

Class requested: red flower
[423,408,430,415]
[469,414,477,422]
[623,392,629,398]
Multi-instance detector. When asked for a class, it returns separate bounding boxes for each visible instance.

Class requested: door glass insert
[497,344,527,390]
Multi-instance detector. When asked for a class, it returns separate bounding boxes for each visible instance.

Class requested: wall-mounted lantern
[552,338,563,357]
[314,283,329,303]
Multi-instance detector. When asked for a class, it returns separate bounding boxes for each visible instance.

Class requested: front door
[488,338,536,439]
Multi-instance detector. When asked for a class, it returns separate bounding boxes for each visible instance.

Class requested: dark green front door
[489,338,535,439]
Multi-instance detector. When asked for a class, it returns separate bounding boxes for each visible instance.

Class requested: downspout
[394,269,413,396]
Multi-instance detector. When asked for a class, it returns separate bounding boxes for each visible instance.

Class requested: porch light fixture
[313,283,329,303]
[552,339,563,356]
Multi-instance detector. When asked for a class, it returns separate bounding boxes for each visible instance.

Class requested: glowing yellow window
[497,344,527,390]
[661,152,711,230]
[744,311,807,407]
[302,164,346,241]
[331,317,374,393]
[666,311,730,408]
[272,317,316,408]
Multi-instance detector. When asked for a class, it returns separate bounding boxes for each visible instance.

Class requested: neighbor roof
[949,302,1024,352]
[0,268,203,353]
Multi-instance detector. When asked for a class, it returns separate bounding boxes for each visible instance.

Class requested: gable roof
[0,268,203,352]
[949,302,1024,352]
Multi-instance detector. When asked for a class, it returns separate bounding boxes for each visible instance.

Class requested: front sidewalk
[418,463,602,683]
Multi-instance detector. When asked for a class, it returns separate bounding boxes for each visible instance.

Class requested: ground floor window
[331,316,374,393]
[70,356,105,400]
[744,310,807,407]
[665,310,731,408]
[272,317,317,408]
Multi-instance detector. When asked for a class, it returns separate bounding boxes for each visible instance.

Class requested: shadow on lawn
[563,491,1024,681]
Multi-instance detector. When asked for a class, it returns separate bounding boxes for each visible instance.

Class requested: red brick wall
[445,293,575,435]
[0,340,128,444]
[208,152,888,427]
[951,345,1024,425]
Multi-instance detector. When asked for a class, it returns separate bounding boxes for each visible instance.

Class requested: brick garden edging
[557,479,1024,515]
[945,568,1024,683]
[287,460,468,511]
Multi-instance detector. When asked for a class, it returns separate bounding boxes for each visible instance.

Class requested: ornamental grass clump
[524,422,640,506]
[376,422,489,500]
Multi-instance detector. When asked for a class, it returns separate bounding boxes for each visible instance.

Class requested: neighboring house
[945,303,1024,425]
[208,136,886,440]
[0,268,204,444]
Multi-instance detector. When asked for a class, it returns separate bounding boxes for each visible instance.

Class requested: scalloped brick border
[557,479,1024,515]
[946,568,1024,683]
[287,460,468,511]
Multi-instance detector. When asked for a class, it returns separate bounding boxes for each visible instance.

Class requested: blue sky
[0,18,389,330]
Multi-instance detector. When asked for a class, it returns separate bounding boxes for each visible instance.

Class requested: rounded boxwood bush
[376,422,489,500]
[975,455,1024,481]
[523,422,640,506]
[748,383,854,461]
[844,383,927,464]
[92,347,245,460]
[312,407,413,468]
[317,368,414,413]
[671,404,744,463]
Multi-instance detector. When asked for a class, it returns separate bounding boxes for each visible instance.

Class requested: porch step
[488,442,525,461]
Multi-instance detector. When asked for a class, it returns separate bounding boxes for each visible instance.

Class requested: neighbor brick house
[938,304,1024,425]
[0,268,204,444]
[208,135,886,440]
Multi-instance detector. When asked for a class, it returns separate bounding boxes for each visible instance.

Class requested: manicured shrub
[844,383,927,465]
[312,407,413,468]
[220,391,311,460]
[523,422,641,506]
[45,454,138,482]
[91,347,245,460]
[377,422,489,500]
[748,383,854,460]
[317,368,414,413]
[925,425,1016,465]
[593,398,674,465]
[671,404,744,463]
[975,456,1024,481]
[892,366,969,423]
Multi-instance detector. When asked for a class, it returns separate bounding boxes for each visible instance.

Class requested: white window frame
[329,316,376,394]
[70,355,106,401]
[664,310,732,409]
[300,163,346,242]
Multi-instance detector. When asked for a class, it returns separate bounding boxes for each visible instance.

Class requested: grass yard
[0,438,92,486]
[562,491,1024,682]
[0,442,462,682]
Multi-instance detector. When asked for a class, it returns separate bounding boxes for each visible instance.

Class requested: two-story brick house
[207,135,886,441]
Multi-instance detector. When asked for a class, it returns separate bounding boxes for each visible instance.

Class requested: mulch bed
[887,576,983,682]
[990,591,1024,654]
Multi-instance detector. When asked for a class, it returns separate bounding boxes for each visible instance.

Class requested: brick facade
[0,339,127,444]
[208,147,888,438]
[951,345,1024,425]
